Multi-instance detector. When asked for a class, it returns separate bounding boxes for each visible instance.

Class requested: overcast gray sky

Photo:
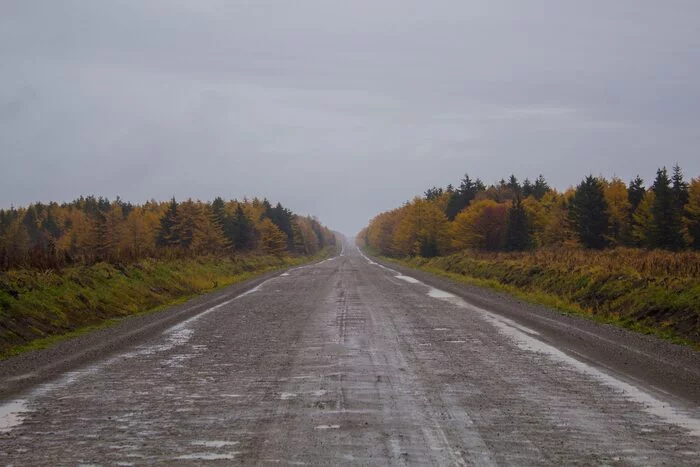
[2,1,699,235]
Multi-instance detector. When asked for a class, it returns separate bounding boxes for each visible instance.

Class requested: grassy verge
[0,251,331,358]
[374,249,700,349]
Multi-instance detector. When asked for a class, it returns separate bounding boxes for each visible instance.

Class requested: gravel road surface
[1,245,698,465]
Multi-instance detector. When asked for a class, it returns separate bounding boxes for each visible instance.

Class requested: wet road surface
[1,246,699,465]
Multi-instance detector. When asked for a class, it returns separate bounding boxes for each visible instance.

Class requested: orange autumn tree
[0,196,335,271]
[258,218,288,255]
[361,165,697,258]
[451,199,508,251]
[392,198,450,257]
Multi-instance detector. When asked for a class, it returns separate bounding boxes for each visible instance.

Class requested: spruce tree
[507,175,520,194]
[211,197,227,226]
[671,164,689,211]
[504,196,531,251]
[424,187,444,200]
[211,196,236,244]
[156,198,178,248]
[532,175,550,200]
[231,204,254,250]
[445,174,485,220]
[264,202,294,248]
[628,175,646,211]
[651,167,684,250]
[568,176,609,249]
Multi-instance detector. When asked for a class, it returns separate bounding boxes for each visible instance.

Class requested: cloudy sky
[2,1,699,234]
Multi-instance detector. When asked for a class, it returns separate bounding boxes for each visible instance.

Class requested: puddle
[280,392,296,400]
[176,452,240,460]
[426,284,700,438]
[446,340,466,344]
[433,327,449,331]
[314,424,340,430]
[0,400,30,433]
[167,328,194,346]
[162,353,195,368]
[0,281,265,433]
[486,314,700,437]
[265,460,309,466]
[427,288,458,300]
[191,441,239,448]
[395,275,422,284]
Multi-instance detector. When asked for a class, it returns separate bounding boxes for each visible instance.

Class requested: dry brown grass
[458,247,700,279]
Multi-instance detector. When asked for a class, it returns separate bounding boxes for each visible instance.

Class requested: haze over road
[1,244,699,465]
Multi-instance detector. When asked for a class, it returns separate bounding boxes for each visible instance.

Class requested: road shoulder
[369,254,700,405]
[0,269,285,400]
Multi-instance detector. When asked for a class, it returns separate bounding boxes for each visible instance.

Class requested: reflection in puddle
[395,275,421,284]
[191,440,239,448]
[314,424,340,430]
[176,452,240,460]
[0,400,30,433]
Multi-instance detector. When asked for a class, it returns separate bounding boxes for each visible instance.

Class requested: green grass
[377,252,699,349]
[0,250,332,358]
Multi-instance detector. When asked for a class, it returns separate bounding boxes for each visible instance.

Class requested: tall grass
[395,247,700,346]
[0,252,329,356]
[449,248,700,278]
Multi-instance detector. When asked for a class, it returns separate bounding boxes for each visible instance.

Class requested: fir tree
[265,202,294,248]
[628,175,646,211]
[211,197,227,226]
[507,175,520,194]
[532,174,550,200]
[671,164,689,211]
[230,204,255,250]
[424,186,444,200]
[651,167,684,250]
[568,176,609,249]
[156,198,178,247]
[504,196,531,251]
[445,174,485,220]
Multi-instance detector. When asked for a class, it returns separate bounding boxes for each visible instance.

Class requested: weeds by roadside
[0,250,333,357]
[377,248,700,349]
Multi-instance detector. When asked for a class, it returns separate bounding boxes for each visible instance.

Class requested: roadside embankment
[376,248,700,347]
[0,252,329,357]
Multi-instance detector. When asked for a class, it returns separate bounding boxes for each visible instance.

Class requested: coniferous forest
[360,165,700,256]
[359,165,700,345]
[0,196,336,271]
[0,196,336,353]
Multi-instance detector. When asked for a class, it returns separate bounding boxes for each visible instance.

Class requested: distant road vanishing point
[1,241,699,465]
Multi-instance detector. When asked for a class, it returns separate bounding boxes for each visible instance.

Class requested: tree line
[0,196,336,270]
[360,165,700,257]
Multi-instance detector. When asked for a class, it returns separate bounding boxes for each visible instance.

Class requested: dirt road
[1,245,698,465]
